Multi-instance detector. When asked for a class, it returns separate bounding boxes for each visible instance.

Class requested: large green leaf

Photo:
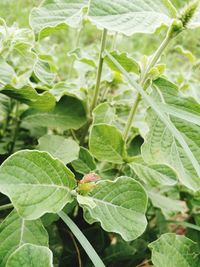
[22,96,87,131]
[77,176,148,241]
[37,134,79,164]
[30,0,88,37]
[6,244,53,267]
[129,157,177,186]
[1,85,56,111]
[88,0,176,36]
[142,78,200,191]
[149,234,200,267]
[72,147,96,174]
[0,150,76,220]
[0,210,48,266]
[89,124,126,164]
[105,51,200,192]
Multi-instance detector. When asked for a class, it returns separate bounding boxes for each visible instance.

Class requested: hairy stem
[91,29,107,111]
[58,211,105,267]
[123,26,176,142]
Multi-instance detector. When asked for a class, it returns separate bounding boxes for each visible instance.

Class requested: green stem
[91,29,107,111]
[0,203,13,211]
[123,26,175,142]
[58,211,105,267]
[9,101,20,154]
[69,27,82,77]
[123,94,141,141]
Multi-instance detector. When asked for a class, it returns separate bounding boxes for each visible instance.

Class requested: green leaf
[105,51,200,191]
[93,103,116,125]
[88,0,176,36]
[78,176,148,241]
[33,58,56,85]
[1,85,56,111]
[129,158,177,186]
[89,124,126,164]
[6,244,53,267]
[0,59,15,88]
[30,0,88,37]
[37,134,79,164]
[149,234,200,267]
[50,82,86,102]
[0,150,76,220]
[68,48,96,68]
[105,51,140,74]
[142,78,200,191]
[148,191,187,218]
[72,147,96,174]
[22,96,87,131]
[0,210,48,266]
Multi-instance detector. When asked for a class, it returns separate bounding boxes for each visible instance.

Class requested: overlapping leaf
[22,96,87,131]
[149,234,200,267]
[78,176,148,241]
[6,244,53,267]
[0,150,76,219]
[37,134,79,164]
[0,211,48,266]
[88,0,177,35]
[30,0,88,37]
[142,78,200,191]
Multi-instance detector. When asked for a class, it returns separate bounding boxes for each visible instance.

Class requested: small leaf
[88,0,176,36]
[0,210,48,266]
[33,58,56,85]
[89,124,126,164]
[78,176,148,241]
[6,244,53,267]
[93,103,116,125]
[22,96,87,131]
[0,150,76,220]
[30,0,88,37]
[149,234,200,267]
[37,134,79,164]
[105,51,140,74]
[72,147,96,174]
[0,59,15,88]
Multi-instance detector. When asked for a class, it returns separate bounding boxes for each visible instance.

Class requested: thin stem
[58,211,105,267]
[123,94,141,141]
[0,203,13,211]
[68,231,82,267]
[69,27,82,77]
[9,101,20,154]
[90,29,107,111]
[112,33,118,50]
[122,27,174,142]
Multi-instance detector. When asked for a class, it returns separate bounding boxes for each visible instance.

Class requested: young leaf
[89,124,126,164]
[142,78,200,191]
[0,59,15,88]
[22,96,87,131]
[30,0,88,37]
[149,234,200,267]
[105,51,140,74]
[93,103,116,125]
[129,158,177,186]
[77,176,148,241]
[6,244,53,267]
[0,210,48,266]
[37,134,79,164]
[1,85,56,111]
[33,58,56,85]
[0,150,76,220]
[88,0,177,36]
[72,147,96,174]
